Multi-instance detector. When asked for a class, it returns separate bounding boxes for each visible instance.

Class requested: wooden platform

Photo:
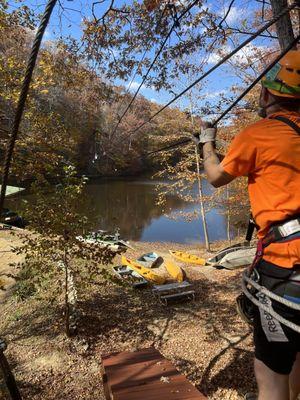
[101,347,206,400]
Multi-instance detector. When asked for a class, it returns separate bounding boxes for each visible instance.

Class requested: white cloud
[219,5,240,25]
[127,81,144,91]
[207,45,231,64]
[125,80,157,93]
[207,43,267,65]
[202,89,228,100]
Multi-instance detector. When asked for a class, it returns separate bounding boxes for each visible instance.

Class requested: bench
[152,281,195,305]
[101,347,206,400]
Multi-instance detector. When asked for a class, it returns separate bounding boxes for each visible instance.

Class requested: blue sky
[9,0,277,115]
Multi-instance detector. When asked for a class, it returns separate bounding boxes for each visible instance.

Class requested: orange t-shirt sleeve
[221,129,257,177]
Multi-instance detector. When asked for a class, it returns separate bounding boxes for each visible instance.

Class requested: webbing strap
[271,115,300,135]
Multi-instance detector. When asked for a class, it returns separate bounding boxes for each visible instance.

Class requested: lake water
[78,178,233,243]
[7,178,235,243]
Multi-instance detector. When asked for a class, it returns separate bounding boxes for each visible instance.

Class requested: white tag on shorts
[257,293,289,342]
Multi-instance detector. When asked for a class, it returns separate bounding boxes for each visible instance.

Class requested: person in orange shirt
[194,50,300,400]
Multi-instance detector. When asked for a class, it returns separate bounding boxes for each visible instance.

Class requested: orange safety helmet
[262,49,300,98]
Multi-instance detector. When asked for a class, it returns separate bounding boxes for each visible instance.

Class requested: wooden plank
[152,281,191,293]
[160,291,195,304]
[101,348,206,400]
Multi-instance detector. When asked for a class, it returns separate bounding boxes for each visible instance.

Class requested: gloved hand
[191,121,217,145]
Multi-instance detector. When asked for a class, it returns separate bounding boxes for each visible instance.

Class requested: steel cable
[126,2,298,143]
[145,31,300,158]
[0,0,58,216]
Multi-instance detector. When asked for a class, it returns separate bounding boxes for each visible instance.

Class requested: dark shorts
[253,259,300,375]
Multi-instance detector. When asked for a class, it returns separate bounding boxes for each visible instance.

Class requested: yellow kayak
[165,261,184,282]
[169,250,206,266]
[121,256,165,285]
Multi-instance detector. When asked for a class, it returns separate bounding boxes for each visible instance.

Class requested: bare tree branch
[92,0,129,24]
[218,0,235,28]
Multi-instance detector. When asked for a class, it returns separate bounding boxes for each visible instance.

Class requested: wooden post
[270,0,295,50]
[226,185,231,245]
[195,146,210,251]
[188,96,211,251]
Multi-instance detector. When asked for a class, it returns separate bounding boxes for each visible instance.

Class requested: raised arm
[202,142,235,187]
[192,122,235,188]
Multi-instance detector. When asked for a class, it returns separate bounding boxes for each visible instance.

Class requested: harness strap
[270,115,300,135]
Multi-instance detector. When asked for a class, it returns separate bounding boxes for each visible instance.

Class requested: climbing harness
[236,292,256,325]
[239,223,300,332]
[245,214,257,243]
[242,268,300,334]
[237,115,300,331]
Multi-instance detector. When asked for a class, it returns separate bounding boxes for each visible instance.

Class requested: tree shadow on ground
[1,270,250,399]
[173,330,255,398]
[79,272,246,353]
[1,301,65,342]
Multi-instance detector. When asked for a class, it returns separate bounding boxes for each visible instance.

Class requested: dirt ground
[0,227,256,400]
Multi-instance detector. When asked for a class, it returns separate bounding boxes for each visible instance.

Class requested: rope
[0,0,58,217]
[242,273,300,334]
[243,271,300,311]
[111,0,200,135]
[145,31,300,158]
[125,3,298,141]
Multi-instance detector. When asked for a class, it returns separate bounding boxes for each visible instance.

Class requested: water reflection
[81,178,228,243]
[7,178,231,243]
[82,179,187,241]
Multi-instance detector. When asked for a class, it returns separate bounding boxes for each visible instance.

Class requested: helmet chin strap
[257,99,282,118]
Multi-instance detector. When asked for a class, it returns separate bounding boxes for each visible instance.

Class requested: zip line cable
[214,33,300,125]
[0,0,58,216]
[124,2,298,142]
[111,0,201,135]
[145,33,300,158]
[0,2,298,214]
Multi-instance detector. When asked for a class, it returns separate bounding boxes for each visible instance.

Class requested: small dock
[101,347,206,399]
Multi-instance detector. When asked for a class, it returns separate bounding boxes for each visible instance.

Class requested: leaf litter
[0,232,257,399]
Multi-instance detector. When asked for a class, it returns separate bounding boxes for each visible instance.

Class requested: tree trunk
[188,95,211,251]
[58,258,78,337]
[270,0,295,50]
[195,146,210,251]
[64,259,71,338]
[226,186,231,244]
